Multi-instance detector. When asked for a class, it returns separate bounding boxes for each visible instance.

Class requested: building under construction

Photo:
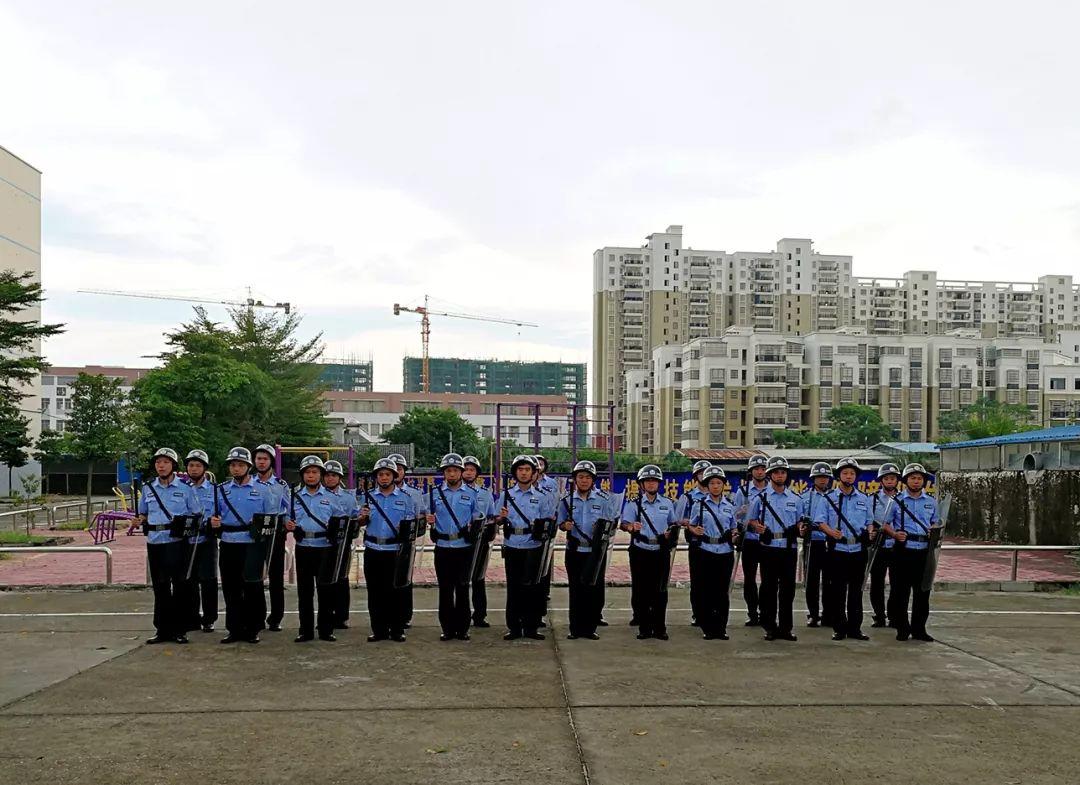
[403,357,586,404]
[317,357,373,392]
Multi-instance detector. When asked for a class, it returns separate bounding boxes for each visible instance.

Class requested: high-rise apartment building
[627,328,1077,452]
[404,357,585,405]
[595,225,1080,446]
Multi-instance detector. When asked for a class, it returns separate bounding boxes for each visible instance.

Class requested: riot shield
[920,492,953,592]
[470,522,496,583]
[461,519,487,586]
[862,497,896,590]
[240,513,281,581]
[522,518,557,585]
[582,518,619,586]
[392,518,420,589]
[321,515,352,585]
[728,526,744,597]
[176,515,205,580]
[658,523,680,592]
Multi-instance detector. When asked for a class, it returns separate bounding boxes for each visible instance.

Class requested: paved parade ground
[1,586,1079,784]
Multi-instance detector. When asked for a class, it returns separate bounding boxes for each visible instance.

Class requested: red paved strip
[0,528,1077,586]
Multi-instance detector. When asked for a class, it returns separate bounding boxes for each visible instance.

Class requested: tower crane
[79,288,291,313]
[393,295,539,392]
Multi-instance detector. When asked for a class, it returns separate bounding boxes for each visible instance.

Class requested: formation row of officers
[135,445,942,646]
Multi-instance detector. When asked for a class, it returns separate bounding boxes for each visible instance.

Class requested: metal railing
[0,506,50,533]
[48,499,123,528]
[941,544,1080,582]
[0,545,113,584]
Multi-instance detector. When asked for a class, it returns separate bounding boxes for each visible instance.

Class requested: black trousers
[435,547,472,635]
[503,547,544,633]
[180,537,218,630]
[891,548,931,636]
[295,546,335,636]
[869,547,891,621]
[687,544,704,623]
[219,541,264,638]
[147,542,184,637]
[265,530,287,626]
[741,539,762,621]
[629,546,669,636]
[565,547,605,636]
[696,549,734,636]
[886,549,906,626]
[471,540,491,623]
[759,546,797,635]
[829,549,867,635]
[804,540,829,621]
[364,548,408,637]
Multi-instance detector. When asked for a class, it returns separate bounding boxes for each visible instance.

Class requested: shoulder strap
[504,488,534,526]
[292,488,328,530]
[435,485,466,532]
[822,491,859,538]
[701,497,723,528]
[894,497,928,533]
[637,496,660,538]
[144,481,173,522]
[217,484,249,526]
[364,489,401,536]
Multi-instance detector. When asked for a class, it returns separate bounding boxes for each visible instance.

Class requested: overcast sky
[4,1,1079,390]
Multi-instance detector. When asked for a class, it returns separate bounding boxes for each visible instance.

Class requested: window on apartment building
[1050,377,1066,390]
[41,419,51,431]
[56,386,67,397]
[41,398,50,411]
[664,243,669,249]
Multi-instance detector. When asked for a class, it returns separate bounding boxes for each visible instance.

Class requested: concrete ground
[1,587,1079,785]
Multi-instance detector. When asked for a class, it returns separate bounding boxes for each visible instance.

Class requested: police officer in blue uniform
[884,463,939,642]
[814,457,873,641]
[801,461,833,628]
[323,460,359,629]
[462,455,495,628]
[870,463,901,628]
[558,460,613,640]
[533,454,559,627]
[284,455,341,642]
[534,454,560,497]
[621,465,679,641]
[136,448,202,644]
[210,447,277,644]
[677,459,711,627]
[360,458,418,642]
[495,455,557,640]
[181,449,218,633]
[388,453,425,629]
[428,453,482,641]
[748,456,804,642]
[732,454,769,626]
[252,444,289,632]
[687,466,739,640]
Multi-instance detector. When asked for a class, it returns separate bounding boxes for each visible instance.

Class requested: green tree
[66,374,130,513]
[0,270,65,406]
[773,404,891,449]
[938,396,1038,442]
[134,307,329,471]
[32,429,71,495]
[382,407,485,469]
[0,270,64,489]
[0,400,32,495]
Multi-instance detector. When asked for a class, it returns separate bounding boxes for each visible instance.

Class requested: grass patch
[54,520,90,531]
[0,532,55,545]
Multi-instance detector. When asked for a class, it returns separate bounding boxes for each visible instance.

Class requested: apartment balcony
[819,261,839,272]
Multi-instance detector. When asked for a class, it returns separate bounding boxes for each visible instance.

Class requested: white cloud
[5,0,1080,396]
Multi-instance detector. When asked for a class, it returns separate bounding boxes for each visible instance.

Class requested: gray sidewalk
[1,587,1079,784]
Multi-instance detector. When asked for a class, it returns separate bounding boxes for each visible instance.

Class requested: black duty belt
[220,523,248,532]
[431,530,464,542]
[905,534,930,543]
[505,525,531,536]
[146,522,173,532]
[364,534,397,545]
